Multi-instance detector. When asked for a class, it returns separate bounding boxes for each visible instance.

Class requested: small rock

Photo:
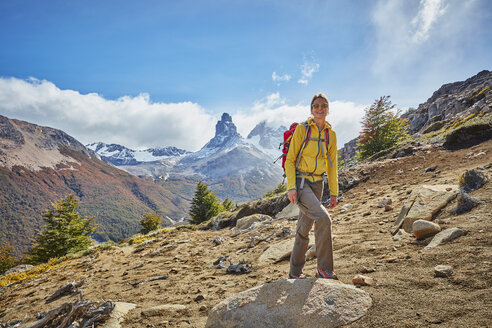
[194,295,205,302]
[199,305,208,312]
[377,198,392,208]
[363,212,371,217]
[451,191,483,215]
[459,169,487,192]
[368,247,376,252]
[469,216,478,219]
[434,265,452,278]
[384,205,393,212]
[393,229,410,242]
[340,203,353,213]
[424,165,437,173]
[360,267,376,274]
[212,236,223,246]
[352,275,376,286]
[412,220,441,240]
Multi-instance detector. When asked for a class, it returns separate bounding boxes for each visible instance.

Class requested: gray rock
[451,191,483,214]
[276,203,299,220]
[340,203,353,213]
[236,214,270,230]
[393,229,411,242]
[412,220,441,240]
[3,264,34,276]
[434,265,452,278]
[102,302,137,328]
[459,169,488,192]
[424,228,465,250]
[205,279,372,328]
[141,304,188,317]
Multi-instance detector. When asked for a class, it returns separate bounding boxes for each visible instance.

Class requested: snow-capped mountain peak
[86,142,188,165]
[202,113,241,149]
[246,121,286,159]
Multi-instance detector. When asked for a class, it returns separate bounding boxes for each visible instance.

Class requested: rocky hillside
[1,139,490,327]
[339,70,492,163]
[0,116,192,256]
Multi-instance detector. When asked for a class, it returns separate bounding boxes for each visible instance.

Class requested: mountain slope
[0,116,191,256]
[1,139,490,327]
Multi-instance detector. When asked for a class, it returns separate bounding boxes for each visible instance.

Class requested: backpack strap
[295,122,310,169]
[325,128,333,168]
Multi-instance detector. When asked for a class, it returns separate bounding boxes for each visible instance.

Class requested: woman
[285,93,338,279]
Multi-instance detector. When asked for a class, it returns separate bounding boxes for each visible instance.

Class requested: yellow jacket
[285,117,338,196]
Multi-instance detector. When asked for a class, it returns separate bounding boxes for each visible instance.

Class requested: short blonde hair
[310,93,329,111]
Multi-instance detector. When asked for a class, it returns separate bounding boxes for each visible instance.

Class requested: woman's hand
[328,195,338,208]
[288,190,297,204]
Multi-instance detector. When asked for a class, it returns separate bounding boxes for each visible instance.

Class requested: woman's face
[311,97,329,120]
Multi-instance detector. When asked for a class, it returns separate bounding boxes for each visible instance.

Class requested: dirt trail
[1,141,491,328]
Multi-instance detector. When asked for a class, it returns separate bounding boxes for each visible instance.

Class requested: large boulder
[443,121,492,150]
[206,279,372,328]
[393,185,459,233]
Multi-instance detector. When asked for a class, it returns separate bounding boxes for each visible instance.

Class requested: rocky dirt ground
[1,140,491,328]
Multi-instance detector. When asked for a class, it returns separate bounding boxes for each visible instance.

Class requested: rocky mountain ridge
[339,70,492,163]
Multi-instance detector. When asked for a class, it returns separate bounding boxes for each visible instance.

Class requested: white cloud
[272,72,291,84]
[234,93,366,147]
[298,56,320,85]
[371,0,481,76]
[0,77,216,151]
[411,0,448,43]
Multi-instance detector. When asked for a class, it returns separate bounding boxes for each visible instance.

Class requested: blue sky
[0,0,490,151]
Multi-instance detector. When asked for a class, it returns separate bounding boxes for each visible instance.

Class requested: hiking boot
[317,267,338,280]
[288,273,307,279]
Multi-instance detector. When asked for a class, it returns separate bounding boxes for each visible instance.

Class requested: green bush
[264,183,287,198]
[0,242,19,274]
[26,194,96,264]
[356,96,409,160]
[139,212,162,234]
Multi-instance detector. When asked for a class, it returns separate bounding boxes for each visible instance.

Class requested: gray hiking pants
[289,178,334,277]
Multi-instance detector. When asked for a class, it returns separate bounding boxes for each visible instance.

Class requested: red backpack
[275,122,332,175]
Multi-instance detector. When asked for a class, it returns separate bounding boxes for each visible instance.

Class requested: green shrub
[263,183,287,198]
[0,242,19,275]
[26,194,96,264]
[139,212,162,235]
[356,96,410,160]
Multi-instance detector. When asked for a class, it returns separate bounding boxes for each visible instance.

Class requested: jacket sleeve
[285,124,305,191]
[327,129,338,197]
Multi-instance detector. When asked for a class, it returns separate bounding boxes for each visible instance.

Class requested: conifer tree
[139,212,162,234]
[0,242,18,274]
[189,180,221,225]
[356,96,409,160]
[221,197,234,211]
[27,194,96,264]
